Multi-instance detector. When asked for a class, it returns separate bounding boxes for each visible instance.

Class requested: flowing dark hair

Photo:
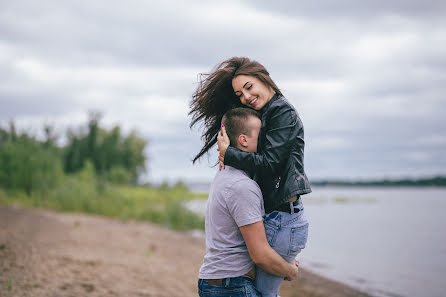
[189,57,282,163]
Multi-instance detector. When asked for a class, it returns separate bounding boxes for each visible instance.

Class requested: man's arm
[240,221,298,280]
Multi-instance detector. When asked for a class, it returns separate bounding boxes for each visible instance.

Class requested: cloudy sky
[1,0,445,183]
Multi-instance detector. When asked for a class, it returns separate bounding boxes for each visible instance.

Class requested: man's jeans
[198,276,261,297]
[255,200,309,297]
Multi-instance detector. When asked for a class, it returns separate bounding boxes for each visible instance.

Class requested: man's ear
[238,134,248,147]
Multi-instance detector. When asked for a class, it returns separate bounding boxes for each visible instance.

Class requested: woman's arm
[218,101,302,177]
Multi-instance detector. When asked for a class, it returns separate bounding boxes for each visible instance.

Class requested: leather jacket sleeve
[224,100,301,178]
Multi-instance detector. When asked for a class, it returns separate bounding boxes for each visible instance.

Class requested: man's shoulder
[210,167,265,225]
[218,166,259,189]
[214,165,261,193]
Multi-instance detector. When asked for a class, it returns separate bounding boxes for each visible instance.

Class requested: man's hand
[217,125,230,170]
[284,260,299,281]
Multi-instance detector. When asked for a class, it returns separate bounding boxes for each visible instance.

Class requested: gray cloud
[242,0,446,19]
[1,0,445,182]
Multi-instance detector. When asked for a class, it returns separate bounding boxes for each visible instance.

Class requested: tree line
[0,112,147,195]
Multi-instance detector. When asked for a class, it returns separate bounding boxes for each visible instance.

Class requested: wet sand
[0,205,373,297]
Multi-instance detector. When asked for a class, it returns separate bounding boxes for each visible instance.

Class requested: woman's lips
[249,97,258,107]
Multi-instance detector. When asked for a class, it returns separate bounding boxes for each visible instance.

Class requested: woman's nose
[243,91,252,101]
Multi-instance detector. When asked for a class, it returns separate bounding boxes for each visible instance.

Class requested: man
[198,108,299,297]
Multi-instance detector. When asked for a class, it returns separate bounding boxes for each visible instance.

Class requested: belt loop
[289,201,294,214]
[224,278,230,287]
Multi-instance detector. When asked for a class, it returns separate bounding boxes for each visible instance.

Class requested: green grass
[333,196,350,203]
[304,196,377,205]
[7,277,12,291]
[0,175,206,231]
[332,196,377,204]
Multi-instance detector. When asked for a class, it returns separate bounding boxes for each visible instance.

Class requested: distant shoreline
[311,176,446,187]
[186,176,446,191]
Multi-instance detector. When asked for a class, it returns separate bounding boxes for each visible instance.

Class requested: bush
[0,119,205,231]
[108,166,132,184]
[0,139,63,195]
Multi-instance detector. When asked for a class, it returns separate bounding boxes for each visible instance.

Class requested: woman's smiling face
[232,75,276,111]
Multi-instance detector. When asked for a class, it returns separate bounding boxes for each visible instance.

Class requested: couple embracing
[190,57,312,297]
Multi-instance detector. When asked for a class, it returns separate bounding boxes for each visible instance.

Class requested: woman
[190,57,311,297]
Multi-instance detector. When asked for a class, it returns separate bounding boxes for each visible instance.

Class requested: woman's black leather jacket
[224,93,312,213]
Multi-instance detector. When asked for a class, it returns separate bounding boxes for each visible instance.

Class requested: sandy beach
[0,205,372,297]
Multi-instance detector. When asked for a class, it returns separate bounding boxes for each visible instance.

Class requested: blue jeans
[198,276,261,297]
[255,200,309,297]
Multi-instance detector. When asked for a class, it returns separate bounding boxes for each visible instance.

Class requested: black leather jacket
[224,93,312,213]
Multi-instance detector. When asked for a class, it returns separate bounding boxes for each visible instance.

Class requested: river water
[186,186,446,297]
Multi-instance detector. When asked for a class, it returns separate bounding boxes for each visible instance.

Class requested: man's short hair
[221,108,261,145]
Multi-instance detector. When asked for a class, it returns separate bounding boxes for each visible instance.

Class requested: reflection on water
[186,186,446,297]
[183,199,207,217]
[305,196,377,205]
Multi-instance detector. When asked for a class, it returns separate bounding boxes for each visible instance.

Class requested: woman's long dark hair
[189,57,282,163]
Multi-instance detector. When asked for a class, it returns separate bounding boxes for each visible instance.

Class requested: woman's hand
[217,124,230,170]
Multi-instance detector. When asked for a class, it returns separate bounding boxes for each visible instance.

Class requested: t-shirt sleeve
[226,180,264,227]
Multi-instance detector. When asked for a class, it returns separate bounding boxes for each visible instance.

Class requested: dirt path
[0,205,372,297]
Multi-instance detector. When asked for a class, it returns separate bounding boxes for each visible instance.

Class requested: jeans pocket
[289,222,309,255]
[264,222,278,247]
[244,284,262,297]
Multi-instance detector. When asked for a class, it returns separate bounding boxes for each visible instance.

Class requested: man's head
[221,107,261,153]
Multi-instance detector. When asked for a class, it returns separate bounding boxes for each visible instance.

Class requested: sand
[0,205,373,297]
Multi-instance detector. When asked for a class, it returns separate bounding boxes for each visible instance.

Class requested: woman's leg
[255,206,308,297]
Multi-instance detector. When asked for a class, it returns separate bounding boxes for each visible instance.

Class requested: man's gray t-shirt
[198,166,265,279]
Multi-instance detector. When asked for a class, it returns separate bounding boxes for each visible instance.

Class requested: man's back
[199,166,264,279]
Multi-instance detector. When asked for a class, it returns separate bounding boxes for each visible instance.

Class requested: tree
[62,113,148,184]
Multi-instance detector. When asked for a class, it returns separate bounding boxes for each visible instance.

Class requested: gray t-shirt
[199,166,265,279]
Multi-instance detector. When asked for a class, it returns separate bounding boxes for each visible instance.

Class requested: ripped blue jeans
[255,200,309,297]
